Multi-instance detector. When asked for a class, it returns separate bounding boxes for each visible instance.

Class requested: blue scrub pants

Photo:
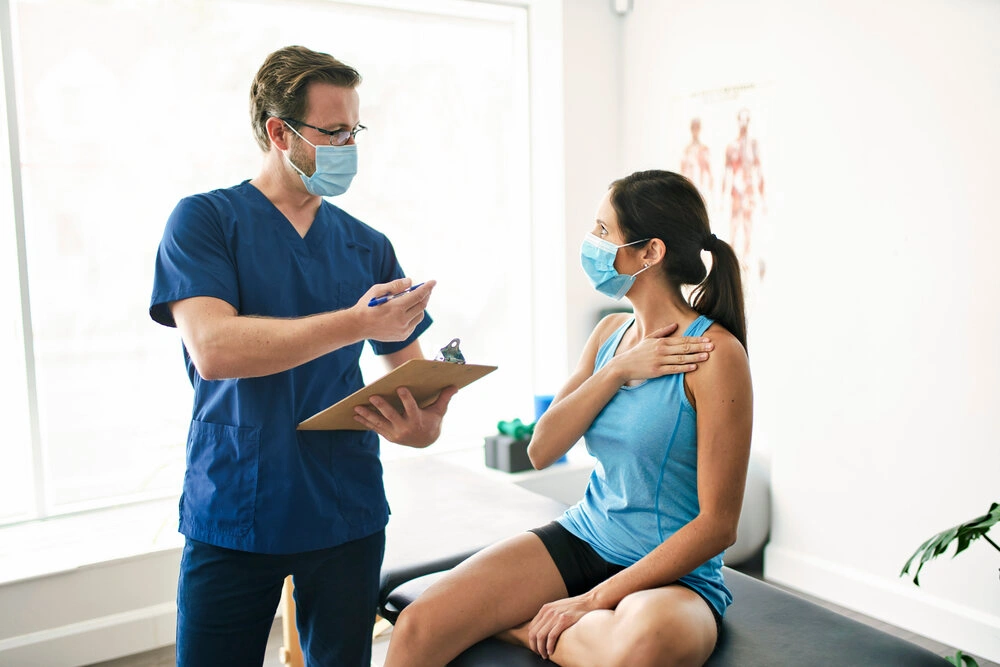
[175,530,385,667]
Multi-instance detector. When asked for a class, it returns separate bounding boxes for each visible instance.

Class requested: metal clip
[437,338,466,364]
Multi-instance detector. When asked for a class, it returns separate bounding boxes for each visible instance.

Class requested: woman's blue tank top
[558,315,732,617]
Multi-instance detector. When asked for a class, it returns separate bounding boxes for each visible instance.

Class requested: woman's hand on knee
[527,594,599,660]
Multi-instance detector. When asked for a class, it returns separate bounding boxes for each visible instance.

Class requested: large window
[1,0,533,525]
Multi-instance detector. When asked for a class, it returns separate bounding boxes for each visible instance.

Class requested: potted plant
[900,502,1000,667]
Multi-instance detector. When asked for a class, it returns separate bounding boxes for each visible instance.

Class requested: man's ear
[643,238,666,266]
[266,117,291,152]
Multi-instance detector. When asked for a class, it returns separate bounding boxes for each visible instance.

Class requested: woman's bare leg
[383,532,567,667]
[549,585,718,667]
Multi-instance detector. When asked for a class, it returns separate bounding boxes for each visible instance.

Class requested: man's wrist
[321,305,367,351]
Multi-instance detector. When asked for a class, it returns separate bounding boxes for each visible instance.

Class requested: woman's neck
[626,283,699,340]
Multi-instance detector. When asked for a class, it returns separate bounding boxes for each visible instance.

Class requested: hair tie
[704,233,718,251]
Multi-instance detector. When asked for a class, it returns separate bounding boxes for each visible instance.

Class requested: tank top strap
[684,315,714,337]
[594,316,635,371]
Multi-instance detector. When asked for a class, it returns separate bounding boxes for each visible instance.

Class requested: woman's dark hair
[609,170,747,350]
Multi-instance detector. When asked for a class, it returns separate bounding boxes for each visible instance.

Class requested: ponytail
[691,235,747,351]
[608,170,748,351]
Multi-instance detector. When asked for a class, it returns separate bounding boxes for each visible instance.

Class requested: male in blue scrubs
[150,45,455,666]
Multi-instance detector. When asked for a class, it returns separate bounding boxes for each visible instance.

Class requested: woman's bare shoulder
[590,311,633,342]
[696,323,750,378]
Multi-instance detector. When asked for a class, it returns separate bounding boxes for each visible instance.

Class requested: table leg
[279,576,304,667]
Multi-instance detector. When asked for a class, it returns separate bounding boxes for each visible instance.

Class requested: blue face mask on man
[284,122,357,197]
[580,233,651,300]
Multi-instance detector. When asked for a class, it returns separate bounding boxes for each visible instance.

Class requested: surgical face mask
[284,122,357,197]
[580,233,651,300]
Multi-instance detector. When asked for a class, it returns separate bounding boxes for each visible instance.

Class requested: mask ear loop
[281,121,318,179]
[631,237,662,278]
[283,121,318,149]
[630,262,651,279]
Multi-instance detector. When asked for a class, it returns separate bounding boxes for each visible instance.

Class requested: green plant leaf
[955,532,975,557]
[951,649,979,667]
[901,503,1000,586]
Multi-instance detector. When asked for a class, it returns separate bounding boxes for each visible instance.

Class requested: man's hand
[352,385,458,448]
[608,322,714,384]
[355,279,434,342]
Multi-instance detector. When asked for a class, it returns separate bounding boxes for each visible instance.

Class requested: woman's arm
[526,315,628,469]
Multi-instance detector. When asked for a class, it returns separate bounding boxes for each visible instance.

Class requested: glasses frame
[279,117,367,146]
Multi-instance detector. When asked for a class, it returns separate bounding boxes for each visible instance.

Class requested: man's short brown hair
[249,45,361,152]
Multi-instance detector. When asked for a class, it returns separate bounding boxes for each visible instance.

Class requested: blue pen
[368,282,426,307]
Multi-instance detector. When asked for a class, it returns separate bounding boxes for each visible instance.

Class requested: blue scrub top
[150,181,431,554]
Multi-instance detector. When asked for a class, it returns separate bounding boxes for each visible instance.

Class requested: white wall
[0,550,179,666]
[560,0,630,372]
[619,0,1000,660]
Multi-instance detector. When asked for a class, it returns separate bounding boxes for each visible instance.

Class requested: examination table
[370,457,951,667]
[378,555,950,666]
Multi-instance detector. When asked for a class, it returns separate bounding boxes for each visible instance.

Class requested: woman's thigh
[389,532,567,660]
[554,584,718,667]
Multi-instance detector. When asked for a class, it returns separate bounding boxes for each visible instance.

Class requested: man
[150,45,455,666]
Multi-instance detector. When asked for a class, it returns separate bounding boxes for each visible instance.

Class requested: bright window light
[4,0,532,520]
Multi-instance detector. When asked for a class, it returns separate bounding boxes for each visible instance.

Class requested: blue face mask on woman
[580,233,651,300]
[284,122,357,197]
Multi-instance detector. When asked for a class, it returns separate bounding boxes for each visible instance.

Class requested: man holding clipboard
[149,46,456,667]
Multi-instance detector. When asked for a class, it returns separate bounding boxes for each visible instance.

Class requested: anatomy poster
[671,83,774,312]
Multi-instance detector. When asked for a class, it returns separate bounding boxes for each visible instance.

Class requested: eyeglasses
[279,117,367,146]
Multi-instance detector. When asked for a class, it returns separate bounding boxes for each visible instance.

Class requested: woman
[384,170,753,667]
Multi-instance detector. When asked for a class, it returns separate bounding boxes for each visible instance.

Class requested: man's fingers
[395,387,419,414]
[366,395,402,426]
[386,277,413,293]
[353,406,388,433]
[398,281,434,311]
[405,310,426,330]
[427,385,458,414]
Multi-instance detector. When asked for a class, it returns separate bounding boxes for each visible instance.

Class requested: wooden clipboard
[297,359,498,431]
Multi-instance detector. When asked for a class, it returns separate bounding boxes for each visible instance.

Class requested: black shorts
[529,521,723,633]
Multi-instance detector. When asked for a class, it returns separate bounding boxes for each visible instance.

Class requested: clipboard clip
[437,338,466,364]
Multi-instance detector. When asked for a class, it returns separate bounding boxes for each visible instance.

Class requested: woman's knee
[627,632,707,667]
[604,593,716,667]
[390,602,436,651]
[603,625,709,667]
[391,595,473,650]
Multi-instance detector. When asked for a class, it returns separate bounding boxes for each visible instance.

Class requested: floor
[85,619,390,667]
[89,555,998,667]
